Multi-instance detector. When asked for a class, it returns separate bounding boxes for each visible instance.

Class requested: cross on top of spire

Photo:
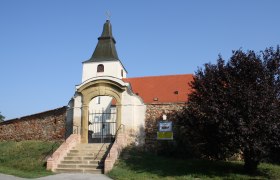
[106,11,111,21]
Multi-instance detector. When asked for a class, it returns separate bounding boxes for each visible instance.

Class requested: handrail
[41,141,61,162]
[104,124,127,173]
[94,143,108,162]
[114,124,125,140]
[106,124,125,158]
[73,125,80,135]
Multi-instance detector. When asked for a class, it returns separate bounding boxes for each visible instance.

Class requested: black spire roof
[84,20,120,63]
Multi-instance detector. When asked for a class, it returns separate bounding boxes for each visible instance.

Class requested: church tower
[66,19,145,147]
[81,20,127,82]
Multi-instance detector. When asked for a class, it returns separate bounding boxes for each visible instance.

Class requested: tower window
[121,69,124,77]
[97,64,104,72]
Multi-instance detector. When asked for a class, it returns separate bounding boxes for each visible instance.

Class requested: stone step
[57,164,102,169]
[74,144,110,148]
[64,156,104,161]
[79,164,103,169]
[83,156,105,161]
[68,150,106,154]
[57,164,76,169]
[75,143,110,149]
[67,153,95,156]
[69,149,107,153]
[60,160,101,165]
[55,168,83,173]
[54,143,111,174]
[72,147,109,152]
[55,168,103,174]
[66,153,105,159]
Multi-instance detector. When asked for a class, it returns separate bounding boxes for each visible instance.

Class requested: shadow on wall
[144,107,184,154]
[144,104,201,160]
[131,125,145,146]
[65,101,74,139]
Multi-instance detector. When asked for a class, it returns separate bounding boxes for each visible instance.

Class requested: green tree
[178,47,280,172]
[0,112,5,122]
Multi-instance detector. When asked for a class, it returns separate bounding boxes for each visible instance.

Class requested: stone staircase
[54,143,110,174]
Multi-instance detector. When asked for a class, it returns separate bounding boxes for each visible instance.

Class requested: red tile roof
[123,74,193,104]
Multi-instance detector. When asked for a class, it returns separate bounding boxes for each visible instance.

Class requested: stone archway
[77,79,126,143]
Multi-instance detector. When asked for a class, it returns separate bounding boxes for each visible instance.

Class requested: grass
[108,147,280,180]
[0,140,60,178]
[1,141,279,179]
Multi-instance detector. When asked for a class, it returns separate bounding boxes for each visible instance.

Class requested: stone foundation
[0,107,67,141]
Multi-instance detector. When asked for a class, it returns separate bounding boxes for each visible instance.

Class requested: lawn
[108,147,280,180]
[0,140,60,178]
[1,141,279,179]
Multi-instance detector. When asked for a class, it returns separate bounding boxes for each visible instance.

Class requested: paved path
[0,173,113,180]
[0,173,26,180]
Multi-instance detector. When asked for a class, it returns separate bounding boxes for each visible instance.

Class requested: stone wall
[145,103,185,151]
[0,107,67,141]
[0,103,185,146]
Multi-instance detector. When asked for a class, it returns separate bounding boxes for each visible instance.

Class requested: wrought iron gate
[88,108,117,143]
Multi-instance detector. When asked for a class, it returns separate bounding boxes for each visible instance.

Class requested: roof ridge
[123,73,193,79]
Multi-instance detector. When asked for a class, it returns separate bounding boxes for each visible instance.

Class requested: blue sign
[158,121,172,132]
[157,121,173,140]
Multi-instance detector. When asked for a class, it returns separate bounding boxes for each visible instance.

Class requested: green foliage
[108,147,280,179]
[177,46,280,172]
[0,140,60,178]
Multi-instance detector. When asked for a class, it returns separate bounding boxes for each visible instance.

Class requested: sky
[0,0,279,120]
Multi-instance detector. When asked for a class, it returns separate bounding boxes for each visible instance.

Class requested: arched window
[97,64,104,72]
[121,69,124,77]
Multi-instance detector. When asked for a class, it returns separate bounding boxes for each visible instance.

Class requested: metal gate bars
[88,108,117,143]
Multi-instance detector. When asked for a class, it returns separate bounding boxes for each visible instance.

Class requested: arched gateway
[67,20,146,145]
[76,78,126,143]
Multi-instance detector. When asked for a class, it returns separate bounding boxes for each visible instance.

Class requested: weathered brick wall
[0,107,67,141]
[145,103,185,151]
[0,103,185,145]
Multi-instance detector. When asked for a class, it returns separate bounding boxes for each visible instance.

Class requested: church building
[65,19,193,146]
[0,19,193,174]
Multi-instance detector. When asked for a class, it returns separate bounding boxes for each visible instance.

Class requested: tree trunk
[243,148,259,173]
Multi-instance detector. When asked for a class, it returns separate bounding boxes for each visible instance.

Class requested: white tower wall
[82,61,127,82]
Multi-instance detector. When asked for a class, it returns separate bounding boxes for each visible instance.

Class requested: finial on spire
[106,11,111,21]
